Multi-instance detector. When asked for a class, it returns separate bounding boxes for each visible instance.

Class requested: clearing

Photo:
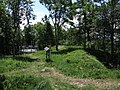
[0,46,120,90]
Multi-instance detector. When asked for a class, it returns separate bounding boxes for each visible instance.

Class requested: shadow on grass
[85,48,120,69]
[0,54,6,60]
[52,47,81,54]
[0,75,5,90]
[0,55,37,62]
[0,56,4,60]
[46,59,53,63]
[13,56,37,62]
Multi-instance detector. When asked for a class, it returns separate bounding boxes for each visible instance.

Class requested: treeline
[0,0,120,67]
[0,0,35,55]
[39,0,120,54]
[39,0,120,68]
[23,17,55,50]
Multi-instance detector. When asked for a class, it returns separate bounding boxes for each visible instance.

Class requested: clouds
[31,11,49,25]
[20,0,49,29]
[20,0,77,30]
[31,0,49,24]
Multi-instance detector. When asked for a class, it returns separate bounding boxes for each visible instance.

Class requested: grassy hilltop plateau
[0,46,120,90]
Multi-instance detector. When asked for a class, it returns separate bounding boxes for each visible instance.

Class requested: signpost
[44,47,50,61]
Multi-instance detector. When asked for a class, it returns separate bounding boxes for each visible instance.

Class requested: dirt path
[40,67,120,90]
[3,62,120,90]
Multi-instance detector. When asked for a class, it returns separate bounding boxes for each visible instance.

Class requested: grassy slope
[0,57,52,90]
[0,46,120,90]
[33,46,120,79]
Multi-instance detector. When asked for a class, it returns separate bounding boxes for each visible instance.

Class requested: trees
[33,22,46,50]
[0,0,35,55]
[39,0,119,57]
[0,0,120,68]
[109,0,119,55]
[24,25,36,46]
[43,16,55,46]
[94,0,120,54]
[0,0,13,55]
[40,0,72,51]
[63,0,120,67]
[33,16,55,50]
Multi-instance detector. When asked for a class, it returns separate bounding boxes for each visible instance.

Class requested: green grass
[49,78,97,90]
[0,57,31,73]
[0,57,53,90]
[3,75,52,90]
[33,46,120,79]
[0,46,120,90]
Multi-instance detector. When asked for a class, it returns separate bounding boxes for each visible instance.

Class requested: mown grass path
[38,66,120,90]
[3,61,120,90]
[1,46,120,90]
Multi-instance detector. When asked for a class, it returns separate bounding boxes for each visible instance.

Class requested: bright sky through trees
[20,0,77,29]
[32,0,49,24]
[33,0,77,24]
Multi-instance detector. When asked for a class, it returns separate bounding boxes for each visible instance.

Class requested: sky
[31,0,49,24]
[31,0,77,25]
[20,0,108,29]
[20,0,77,29]
[20,0,48,29]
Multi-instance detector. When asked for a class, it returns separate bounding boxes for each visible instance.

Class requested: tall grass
[0,57,53,90]
[33,46,120,79]
[3,75,52,90]
[0,57,31,73]
[0,46,120,90]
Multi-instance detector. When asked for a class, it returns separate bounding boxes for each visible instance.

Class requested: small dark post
[44,47,50,62]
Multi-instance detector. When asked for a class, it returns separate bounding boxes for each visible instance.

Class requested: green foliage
[0,57,31,73]
[0,46,120,89]
[64,28,80,45]
[40,0,72,51]
[24,25,36,46]
[44,18,55,46]
[0,0,36,55]
[35,46,120,79]
[0,56,53,90]
[33,22,46,49]
[3,75,52,90]
[33,21,55,49]
[0,0,13,55]
[0,0,120,88]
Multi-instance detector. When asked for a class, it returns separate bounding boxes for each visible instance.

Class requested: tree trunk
[54,12,59,51]
[111,24,114,55]
[55,25,59,51]
[103,28,106,52]
[83,12,87,49]
[87,28,90,48]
